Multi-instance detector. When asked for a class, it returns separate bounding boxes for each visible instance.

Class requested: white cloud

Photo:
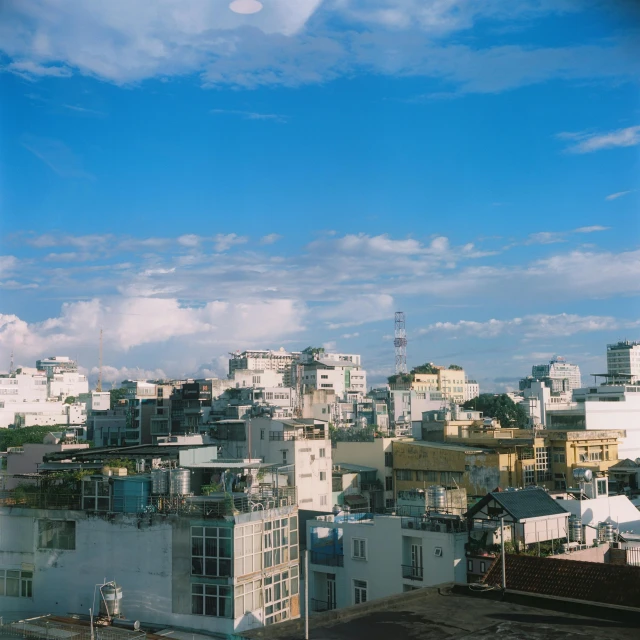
[526,231,565,245]
[320,294,395,329]
[91,364,169,385]
[0,1,636,92]
[213,233,248,252]
[420,313,638,339]
[21,134,94,179]
[0,256,18,277]
[177,234,202,247]
[605,190,632,201]
[574,225,609,233]
[559,125,640,154]
[6,60,72,79]
[211,109,287,123]
[341,332,360,339]
[260,233,282,245]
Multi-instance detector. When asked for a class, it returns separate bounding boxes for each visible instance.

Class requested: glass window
[352,538,367,559]
[192,583,232,618]
[191,526,232,577]
[354,579,367,605]
[38,520,76,550]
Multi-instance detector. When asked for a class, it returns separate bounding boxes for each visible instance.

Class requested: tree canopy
[462,394,528,429]
[448,364,463,371]
[411,362,440,375]
[109,387,129,409]
[0,425,63,451]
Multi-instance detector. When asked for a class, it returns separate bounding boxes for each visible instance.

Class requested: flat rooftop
[241,586,640,639]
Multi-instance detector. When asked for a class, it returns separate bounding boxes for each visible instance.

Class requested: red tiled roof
[484,554,640,609]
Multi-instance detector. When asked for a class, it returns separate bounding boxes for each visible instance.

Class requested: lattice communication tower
[394,311,407,374]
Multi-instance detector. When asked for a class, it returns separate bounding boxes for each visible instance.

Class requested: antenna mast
[394,312,407,375]
[97,328,103,392]
[9,349,14,375]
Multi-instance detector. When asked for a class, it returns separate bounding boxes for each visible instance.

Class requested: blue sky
[0,0,639,390]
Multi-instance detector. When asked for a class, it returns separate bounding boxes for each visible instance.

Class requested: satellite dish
[230,0,263,14]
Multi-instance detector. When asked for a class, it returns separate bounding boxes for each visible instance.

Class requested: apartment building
[306,510,467,612]
[530,356,582,393]
[607,340,640,383]
[390,366,467,404]
[229,349,301,386]
[0,467,299,637]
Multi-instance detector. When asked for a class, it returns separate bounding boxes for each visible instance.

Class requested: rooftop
[467,487,569,521]
[484,554,640,610]
[395,440,493,454]
[240,585,640,639]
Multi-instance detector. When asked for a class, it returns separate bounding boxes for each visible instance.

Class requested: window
[396,469,413,481]
[235,579,263,615]
[319,448,326,458]
[234,523,263,576]
[467,560,473,572]
[321,375,328,379]
[192,584,232,617]
[289,516,299,561]
[597,479,607,496]
[384,451,393,467]
[265,570,292,625]
[260,429,265,440]
[385,498,394,508]
[263,518,290,569]
[191,526,232,577]
[38,520,76,550]
[535,446,552,482]
[320,471,327,481]
[479,561,486,573]
[523,464,535,486]
[385,476,393,491]
[283,451,288,465]
[0,569,32,598]
[354,579,367,605]
[320,495,327,506]
[352,538,367,559]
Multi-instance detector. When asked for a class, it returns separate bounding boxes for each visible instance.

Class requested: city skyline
[1,1,639,391]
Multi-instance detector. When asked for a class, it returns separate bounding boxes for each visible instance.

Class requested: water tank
[112,477,151,513]
[99,584,122,618]
[603,522,615,543]
[151,469,169,495]
[573,468,593,482]
[597,521,609,542]
[568,515,582,543]
[427,486,447,512]
[169,468,191,495]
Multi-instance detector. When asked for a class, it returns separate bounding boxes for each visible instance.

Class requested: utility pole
[501,517,506,590]
[304,549,309,639]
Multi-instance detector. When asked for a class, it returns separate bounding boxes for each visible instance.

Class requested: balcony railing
[311,598,336,613]
[269,431,328,441]
[402,564,424,581]
[310,551,344,567]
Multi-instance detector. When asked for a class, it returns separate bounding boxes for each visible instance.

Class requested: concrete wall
[307,515,466,610]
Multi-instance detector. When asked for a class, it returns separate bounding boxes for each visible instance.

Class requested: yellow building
[391,366,466,403]
[393,428,626,498]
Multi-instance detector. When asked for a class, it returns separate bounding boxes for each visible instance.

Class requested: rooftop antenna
[97,328,103,392]
[9,349,14,375]
[394,312,408,375]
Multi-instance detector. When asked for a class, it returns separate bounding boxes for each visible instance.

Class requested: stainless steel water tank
[603,522,615,543]
[151,468,169,495]
[427,485,446,512]
[568,515,582,543]
[99,584,122,618]
[573,468,593,482]
[169,468,191,495]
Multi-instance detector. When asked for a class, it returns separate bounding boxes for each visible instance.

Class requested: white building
[0,483,300,636]
[520,380,573,427]
[301,358,367,401]
[35,356,78,377]
[48,370,89,400]
[546,384,640,459]
[463,379,480,403]
[229,349,301,386]
[530,356,582,393]
[208,417,333,512]
[306,511,467,612]
[607,340,640,383]
[333,438,405,510]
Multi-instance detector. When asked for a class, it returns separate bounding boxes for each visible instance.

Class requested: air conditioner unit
[421,522,428,530]
[407,521,414,529]
[434,547,443,557]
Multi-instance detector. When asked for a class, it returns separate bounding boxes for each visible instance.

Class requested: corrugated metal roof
[491,488,569,520]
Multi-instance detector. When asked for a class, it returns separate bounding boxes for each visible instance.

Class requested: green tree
[411,362,440,375]
[110,387,129,409]
[64,396,76,404]
[462,394,528,429]
[448,364,463,371]
[0,425,66,451]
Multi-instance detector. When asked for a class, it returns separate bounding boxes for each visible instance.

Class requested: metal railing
[269,431,328,441]
[0,486,297,519]
[0,618,146,640]
[311,598,336,613]
[310,551,344,567]
[402,564,424,581]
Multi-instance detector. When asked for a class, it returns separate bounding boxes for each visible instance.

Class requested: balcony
[311,598,336,613]
[310,551,344,567]
[402,564,424,581]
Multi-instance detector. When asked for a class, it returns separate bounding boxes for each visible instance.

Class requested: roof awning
[343,494,367,505]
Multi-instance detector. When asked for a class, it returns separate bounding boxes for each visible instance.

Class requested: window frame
[352,537,367,560]
[353,579,367,605]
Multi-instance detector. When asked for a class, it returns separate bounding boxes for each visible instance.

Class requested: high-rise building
[228,349,301,386]
[607,341,640,383]
[530,356,581,393]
